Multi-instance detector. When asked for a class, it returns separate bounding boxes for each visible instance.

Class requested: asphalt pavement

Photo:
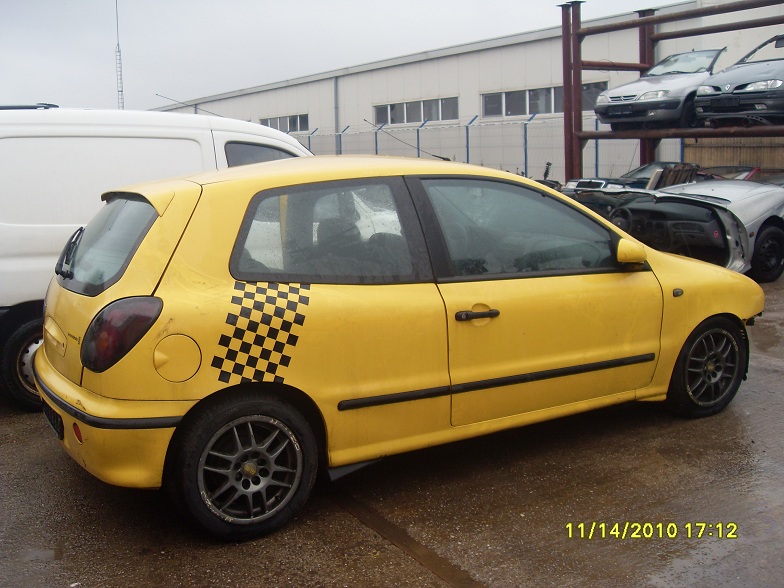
[1,279,782,588]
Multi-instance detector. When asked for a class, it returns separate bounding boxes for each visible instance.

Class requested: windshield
[621,162,679,180]
[56,194,158,296]
[739,35,784,64]
[645,50,722,76]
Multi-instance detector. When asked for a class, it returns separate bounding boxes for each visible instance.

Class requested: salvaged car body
[561,161,681,195]
[595,49,725,130]
[696,34,784,126]
[571,179,784,282]
[35,156,764,540]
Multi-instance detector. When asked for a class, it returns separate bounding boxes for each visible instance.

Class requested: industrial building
[157,0,784,183]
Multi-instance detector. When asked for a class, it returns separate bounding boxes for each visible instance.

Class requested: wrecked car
[570,179,784,282]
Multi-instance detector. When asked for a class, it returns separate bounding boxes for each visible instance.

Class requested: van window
[57,194,157,296]
[224,142,297,167]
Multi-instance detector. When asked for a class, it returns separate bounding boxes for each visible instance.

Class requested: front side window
[232,178,424,284]
[421,179,616,278]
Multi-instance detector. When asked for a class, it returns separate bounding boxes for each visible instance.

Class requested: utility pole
[115,0,125,109]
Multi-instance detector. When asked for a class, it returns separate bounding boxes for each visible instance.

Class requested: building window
[389,102,404,125]
[582,82,608,111]
[374,105,389,125]
[375,97,459,125]
[553,86,564,113]
[483,93,503,117]
[483,84,597,118]
[505,91,526,116]
[529,88,552,115]
[405,101,422,123]
[441,97,458,120]
[260,114,309,133]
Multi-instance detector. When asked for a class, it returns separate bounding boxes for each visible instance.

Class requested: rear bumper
[34,347,193,488]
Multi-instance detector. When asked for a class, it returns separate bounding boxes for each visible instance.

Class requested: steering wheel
[609,207,634,232]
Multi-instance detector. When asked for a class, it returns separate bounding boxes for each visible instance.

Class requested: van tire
[1,318,44,411]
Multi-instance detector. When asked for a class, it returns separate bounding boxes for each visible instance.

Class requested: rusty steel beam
[638,9,657,166]
[652,14,784,42]
[560,3,574,182]
[570,1,585,181]
[581,60,649,72]
[578,126,784,141]
[577,0,783,38]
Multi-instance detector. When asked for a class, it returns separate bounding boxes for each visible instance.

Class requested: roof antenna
[115,0,125,109]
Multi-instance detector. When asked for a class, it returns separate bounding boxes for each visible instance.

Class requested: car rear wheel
[748,225,784,283]
[665,317,746,418]
[166,392,318,540]
[0,318,43,411]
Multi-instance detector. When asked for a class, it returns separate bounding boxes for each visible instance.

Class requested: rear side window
[231,178,428,284]
[57,194,157,296]
[224,142,296,167]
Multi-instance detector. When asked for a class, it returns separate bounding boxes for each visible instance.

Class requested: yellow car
[35,156,764,540]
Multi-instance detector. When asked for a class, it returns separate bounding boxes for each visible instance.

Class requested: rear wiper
[54,226,85,279]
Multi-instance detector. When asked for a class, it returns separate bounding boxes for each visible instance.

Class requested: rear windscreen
[57,194,157,296]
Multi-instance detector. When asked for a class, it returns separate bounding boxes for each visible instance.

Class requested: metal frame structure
[560,0,784,181]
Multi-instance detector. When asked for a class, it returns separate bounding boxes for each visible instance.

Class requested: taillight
[81,297,163,373]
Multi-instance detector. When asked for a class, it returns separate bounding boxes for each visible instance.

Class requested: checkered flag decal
[211,281,310,384]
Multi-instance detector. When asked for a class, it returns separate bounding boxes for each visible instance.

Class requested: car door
[409,176,664,427]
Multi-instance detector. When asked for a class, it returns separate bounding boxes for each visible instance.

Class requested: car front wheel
[166,393,318,540]
[665,317,747,418]
[748,225,784,283]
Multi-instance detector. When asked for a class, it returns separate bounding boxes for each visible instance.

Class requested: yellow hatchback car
[35,156,764,540]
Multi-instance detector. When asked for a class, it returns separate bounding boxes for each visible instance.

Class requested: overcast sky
[1,0,672,111]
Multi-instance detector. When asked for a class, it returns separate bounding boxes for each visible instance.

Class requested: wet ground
[1,279,782,588]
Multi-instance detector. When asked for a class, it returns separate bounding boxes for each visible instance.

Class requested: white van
[0,107,312,410]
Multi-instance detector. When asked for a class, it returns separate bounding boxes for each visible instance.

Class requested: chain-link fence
[296,115,683,184]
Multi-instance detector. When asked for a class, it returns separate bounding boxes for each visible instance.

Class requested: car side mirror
[616,238,648,264]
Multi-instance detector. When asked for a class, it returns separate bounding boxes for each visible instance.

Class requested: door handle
[455,309,500,321]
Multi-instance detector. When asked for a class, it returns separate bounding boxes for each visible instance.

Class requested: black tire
[165,392,318,540]
[747,225,784,283]
[0,318,44,411]
[678,96,697,128]
[665,317,747,418]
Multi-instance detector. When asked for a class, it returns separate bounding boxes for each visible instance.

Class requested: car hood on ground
[702,60,784,90]
[606,72,711,98]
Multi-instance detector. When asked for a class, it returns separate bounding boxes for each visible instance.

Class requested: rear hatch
[42,179,202,387]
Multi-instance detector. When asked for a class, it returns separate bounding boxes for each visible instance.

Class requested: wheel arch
[0,300,44,343]
[164,382,328,478]
[757,215,784,233]
[702,312,751,378]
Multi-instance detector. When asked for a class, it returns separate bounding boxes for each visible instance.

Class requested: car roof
[122,155,535,196]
